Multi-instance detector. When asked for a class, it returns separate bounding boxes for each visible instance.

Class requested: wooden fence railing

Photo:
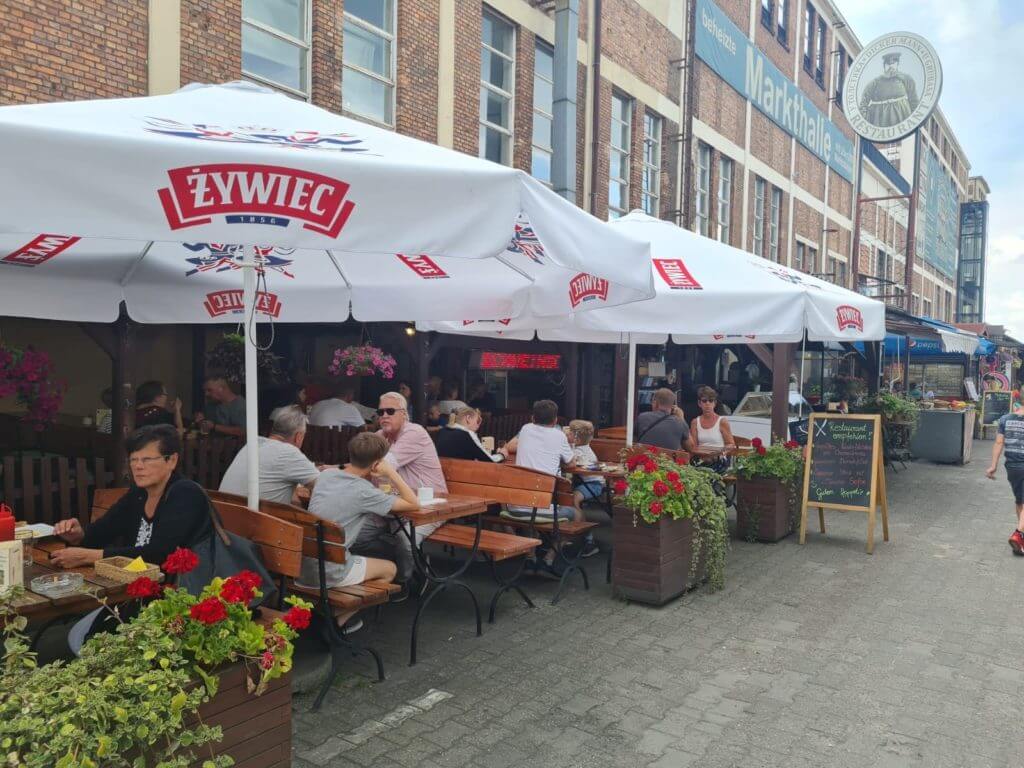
[301,425,363,466]
[179,436,242,491]
[0,455,114,526]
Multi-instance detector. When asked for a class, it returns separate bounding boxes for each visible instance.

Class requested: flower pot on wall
[735,476,793,543]
[611,505,706,605]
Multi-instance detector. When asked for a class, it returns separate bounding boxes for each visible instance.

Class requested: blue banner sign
[694,0,856,182]
[916,146,959,278]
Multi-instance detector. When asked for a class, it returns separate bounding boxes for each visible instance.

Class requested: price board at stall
[981,390,1011,426]
[799,413,889,553]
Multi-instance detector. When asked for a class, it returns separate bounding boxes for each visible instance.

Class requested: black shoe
[391,583,410,603]
[579,541,600,559]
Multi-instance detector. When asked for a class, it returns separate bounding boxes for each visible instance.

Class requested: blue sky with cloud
[840,0,1023,335]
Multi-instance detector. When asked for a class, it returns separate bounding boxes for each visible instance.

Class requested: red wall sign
[478,352,561,371]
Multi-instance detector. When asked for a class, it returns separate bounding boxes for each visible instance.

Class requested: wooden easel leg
[818,507,825,534]
[866,504,876,554]
[879,468,890,542]
[799,502,808,544]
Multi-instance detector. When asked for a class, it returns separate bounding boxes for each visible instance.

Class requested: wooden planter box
[611,505,706,605]
[734,477,793,543]
[190,665,292,768]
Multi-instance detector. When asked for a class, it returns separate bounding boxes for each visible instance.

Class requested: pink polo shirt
[378,422,448,495]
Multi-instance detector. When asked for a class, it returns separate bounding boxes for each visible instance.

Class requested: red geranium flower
[751,437,763,448]
[613,479,628,495]
[162,547,199,575]
[626,454,643,471]
[756,446,767,456]
[666,471,680,483]
[220,579,252,605]
[126,576,163,600]
[671,481,683,494]
[234,570,262,591]
[652,480,669,498]
[784,440,799,449]
[189,596,228,625]
[642,458,657,473]
[649,501,663,517]
[675,456,688,466]
[283,605,312,631]
[259,651,275,671]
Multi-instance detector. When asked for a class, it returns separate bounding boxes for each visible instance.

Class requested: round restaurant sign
[843,32,942,143]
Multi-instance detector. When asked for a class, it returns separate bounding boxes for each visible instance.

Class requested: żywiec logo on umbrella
[157,163,356,238]
[397,254,449,279]
[712,334,757,341]
[144,118,369,153]
[506,220,545,264]
[654,258,702,290]
[1,234,80,267]
[569,273,609,308]
[461,319,512,326]
[204,290,282,319]
[183,243,295,278]
[836,305,864,332]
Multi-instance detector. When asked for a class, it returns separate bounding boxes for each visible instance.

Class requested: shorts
[502,505,577,522]
[1007,466,1024,505]
[575,479,606,501]
[296,554,368,591]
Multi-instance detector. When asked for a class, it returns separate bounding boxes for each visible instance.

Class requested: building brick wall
[311,0,342,112]
[749,111,791,177]
[452,0,484,157]
[513,28,536,173]
[827,169,852,218]
[396,0,440,142]
[0,0,147,104]
[694,61,745,147]
[716,0,749,31]
[754,1,795,77]
[181,0,241,86]
[592,77,612,219]
[601,0,680,102]
[794,145,825,200]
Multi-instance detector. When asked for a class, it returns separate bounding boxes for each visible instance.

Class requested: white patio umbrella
[422,210,885,442]
[0,82,653,505]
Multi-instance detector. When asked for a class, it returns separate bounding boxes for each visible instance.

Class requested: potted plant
[610,449,728,605]
[732,438,803,542]
[328,344,397,379]
[0,548,311,767]
[861,391,920,458]
[206,332,286,390]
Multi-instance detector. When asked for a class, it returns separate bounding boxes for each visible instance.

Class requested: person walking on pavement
[985,393,1024,555]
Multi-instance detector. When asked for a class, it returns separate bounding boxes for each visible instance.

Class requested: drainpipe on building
[552,0,579,204]
[679,0,698,229]
[588,0,602,216]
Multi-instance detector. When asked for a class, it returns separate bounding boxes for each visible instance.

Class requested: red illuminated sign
[479,352,561,371]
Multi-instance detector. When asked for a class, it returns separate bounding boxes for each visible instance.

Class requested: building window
[769,187,781,262]
[777,0,788,45]
[752,177,766,257]
[696,143,711,237]
[795,241,805,271]
[835,43,847,105]
[716,156,733,244]
[923,298,932,317]
[832,257,847,287]
[480,10,515,165]
[815,17,826,87]
[795,242,816,273]
[342,0,396,125]
[761,0,773,29]
[803,4,815,74]
[641,113,662,216]
[876,248,890,281]
[241,0,311,97]
[608,93,632,219]
[531,42,554,185]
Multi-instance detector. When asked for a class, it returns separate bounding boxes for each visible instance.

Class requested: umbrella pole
[625,335,636,446]
[243,247,261,510]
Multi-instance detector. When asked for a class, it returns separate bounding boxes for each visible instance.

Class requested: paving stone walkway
[291,443,1024,768]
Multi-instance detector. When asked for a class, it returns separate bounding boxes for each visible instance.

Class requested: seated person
[568,419,605,507]
[52,424,212,568]
[908,382,924,401]
[689,386,735,472]
[467,378,497,412]
[299,432,408,629]
[194,372,246,438]
[634,388,688,450]
[424,402,447,429]
[135,379,184,432]
[308,383,366,429]
[437,381,469,416]
[219,406,321,505]
[501,400,598,561]
[435,406,504,462]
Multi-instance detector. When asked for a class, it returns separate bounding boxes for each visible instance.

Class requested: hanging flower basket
[329,344,396,379]
[205,332,285,389]
[0,342,65,429]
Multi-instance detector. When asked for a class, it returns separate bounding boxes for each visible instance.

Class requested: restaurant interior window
[776,0,788,45]
[815,16,826,87]
[608,92,632,219]
[696,143,711,237]
[531,42,554,185]
[641,112,662,216]
[752,177,766,258]
[242,0,311,97]
[716,156,733,244]
[769,187,781,262]
[480,9,515,165]
[803,3,815,73]
[342,0,396,125]
[761,0,773,29]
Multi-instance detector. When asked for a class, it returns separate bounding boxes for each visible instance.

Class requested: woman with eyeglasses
[689,386,735,473]
[51,424,211,569]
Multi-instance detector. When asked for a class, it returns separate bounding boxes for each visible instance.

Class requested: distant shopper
[986,396,1024,556]
[634,388,687,450]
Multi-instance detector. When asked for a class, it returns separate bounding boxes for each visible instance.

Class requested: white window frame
[641,112,662,217]
[342,0,397,127]
[768,187,781,262]
[696,143,711,237]
[752,177,766,257]
[479,8,516,166]
[795,241,805,271]
[531,40,554,186]
[716,155,733,244]
[608,91,632,219]
[242,0,313,100]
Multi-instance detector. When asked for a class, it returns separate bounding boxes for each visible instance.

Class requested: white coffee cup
[417,486,434,503]
[481,436,495,452]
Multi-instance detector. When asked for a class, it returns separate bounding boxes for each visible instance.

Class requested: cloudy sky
[841,0,1022,336]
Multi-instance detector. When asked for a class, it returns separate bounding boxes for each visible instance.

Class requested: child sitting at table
[568,420,605,507]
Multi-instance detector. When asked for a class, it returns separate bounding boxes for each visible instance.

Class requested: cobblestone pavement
[291,444,1024,768]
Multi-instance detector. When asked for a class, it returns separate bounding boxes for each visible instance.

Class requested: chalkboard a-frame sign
[981,391,1012,426]
[799,413,890,554]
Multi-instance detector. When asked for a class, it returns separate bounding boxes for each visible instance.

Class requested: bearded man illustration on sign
[859,52,920,128]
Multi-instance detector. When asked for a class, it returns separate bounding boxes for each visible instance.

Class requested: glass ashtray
[30,572,84,598]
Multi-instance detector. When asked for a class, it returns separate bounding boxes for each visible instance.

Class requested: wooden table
[394,493,490,528]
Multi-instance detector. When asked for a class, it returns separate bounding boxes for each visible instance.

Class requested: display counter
[910,409,975,464]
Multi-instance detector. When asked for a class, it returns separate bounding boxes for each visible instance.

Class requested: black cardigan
[434,427,496,463]
[82,474,212,564]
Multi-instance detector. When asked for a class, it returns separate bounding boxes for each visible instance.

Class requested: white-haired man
[219,405,320,505]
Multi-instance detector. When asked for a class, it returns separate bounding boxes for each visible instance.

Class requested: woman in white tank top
[690,386,735,469]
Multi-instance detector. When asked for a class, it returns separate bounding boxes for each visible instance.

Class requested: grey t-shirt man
[219,437,319,504]
[635,410,687,450]
[210,396,247,428]
[300,469,397,586]
[998,413,1024,468]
